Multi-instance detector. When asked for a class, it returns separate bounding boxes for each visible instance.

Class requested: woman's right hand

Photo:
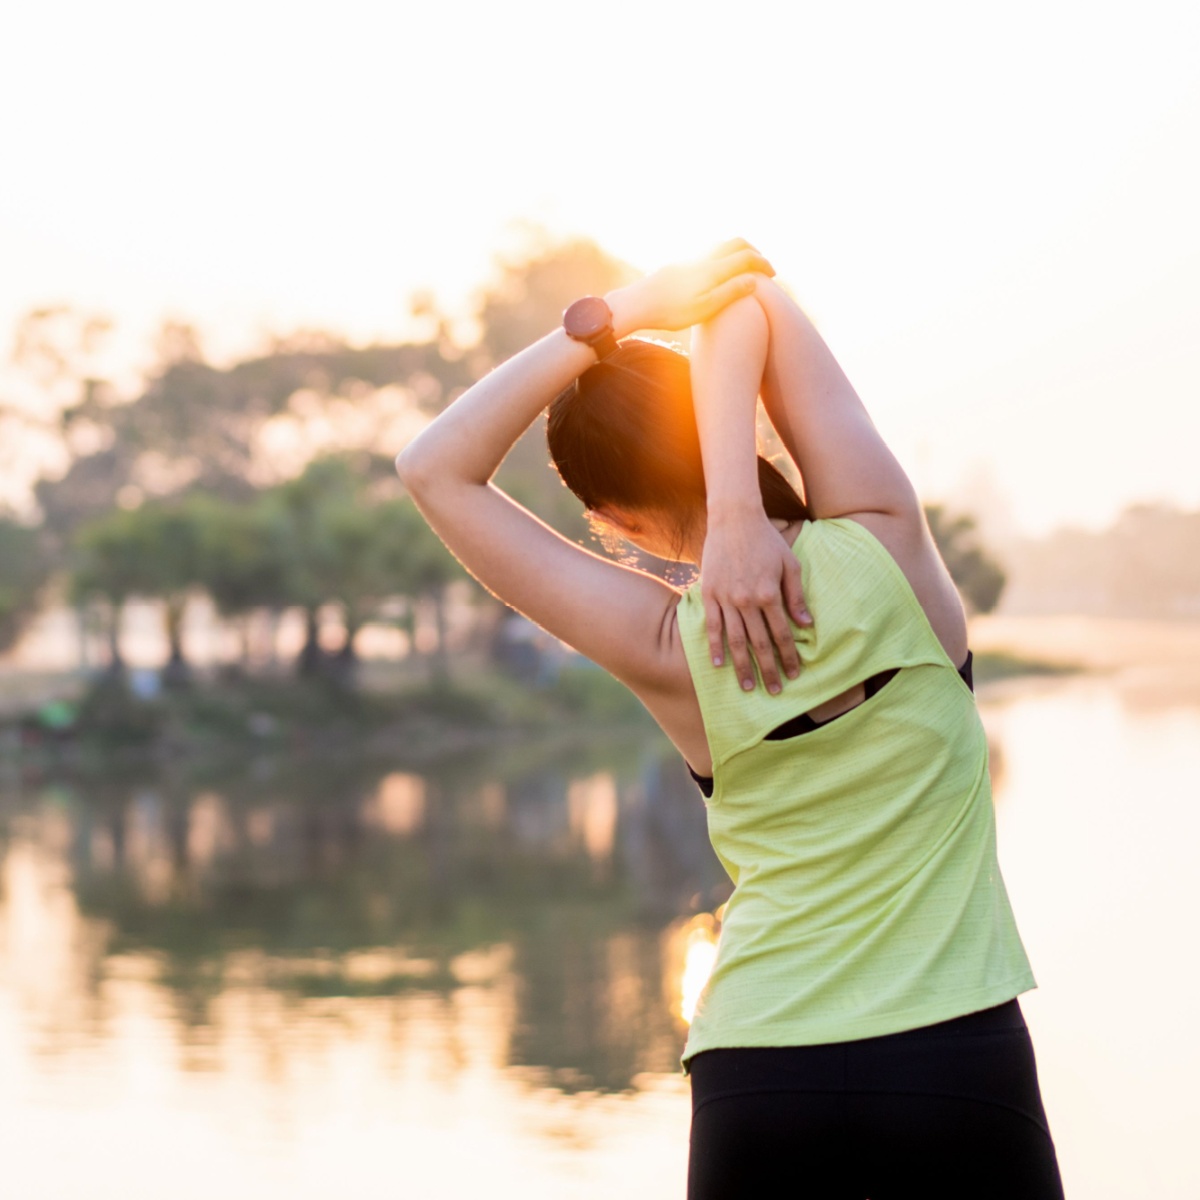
[607,239,776,337]
[701,510,811,694]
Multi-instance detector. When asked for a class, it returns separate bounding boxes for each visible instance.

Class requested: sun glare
[677,912,721,1026]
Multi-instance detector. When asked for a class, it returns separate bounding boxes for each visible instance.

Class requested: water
[2,649,1198,1198]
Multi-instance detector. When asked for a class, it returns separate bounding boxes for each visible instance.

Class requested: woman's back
[674,517,1034,1066]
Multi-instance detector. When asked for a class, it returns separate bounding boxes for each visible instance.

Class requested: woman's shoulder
[826,511,969,670]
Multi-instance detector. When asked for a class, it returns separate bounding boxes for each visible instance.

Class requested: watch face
[564,296,612,340]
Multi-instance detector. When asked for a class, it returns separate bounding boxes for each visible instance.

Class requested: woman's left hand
[607,239,776,337]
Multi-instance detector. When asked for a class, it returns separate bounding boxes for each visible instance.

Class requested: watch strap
[589,328,620,360]
[563,296,620,362]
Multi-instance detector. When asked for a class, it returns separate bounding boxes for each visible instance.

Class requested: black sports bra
[688,650,974,798]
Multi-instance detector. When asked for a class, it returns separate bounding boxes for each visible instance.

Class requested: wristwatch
[563,296,620,361]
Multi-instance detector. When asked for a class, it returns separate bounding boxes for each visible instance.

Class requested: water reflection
[4,653,1200,1197]
[0,738,729,1097]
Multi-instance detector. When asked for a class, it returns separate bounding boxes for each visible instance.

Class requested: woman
[396,242,1064,1198]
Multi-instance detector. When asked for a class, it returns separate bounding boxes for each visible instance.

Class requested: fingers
[718,606,783,694]
[710,237,767,262]
[710,237,756,259]
[704,598,726,668]
[707,598,767,691]
[694,275,759,323]
[740,609,784,694]
[763,598,801,682]
[782,558,813,628]
[712,593,802,692]
[721,610,759,693]
[709,248,774,287]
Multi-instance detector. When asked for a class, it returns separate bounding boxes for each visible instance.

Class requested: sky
[2,0,1198,536]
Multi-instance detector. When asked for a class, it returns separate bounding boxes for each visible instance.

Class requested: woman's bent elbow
[395,444,434,494]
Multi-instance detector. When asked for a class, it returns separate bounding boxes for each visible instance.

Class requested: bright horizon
[3,0,1199,537]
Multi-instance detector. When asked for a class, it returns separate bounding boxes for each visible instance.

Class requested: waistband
[688,1000,1049,1131]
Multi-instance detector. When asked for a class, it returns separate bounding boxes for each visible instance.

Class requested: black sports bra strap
[687,651,975,798]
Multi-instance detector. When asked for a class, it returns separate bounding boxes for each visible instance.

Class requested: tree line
[0,232,1011,685]
[0,233,634,681]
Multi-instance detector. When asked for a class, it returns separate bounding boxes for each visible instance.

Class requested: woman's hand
[701,509,811,694]
[607,239,776,337]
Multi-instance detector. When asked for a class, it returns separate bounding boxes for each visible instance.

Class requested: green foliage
[21,232,639,682]
[71,498,213,675]
[924,504,1007,614]
[66,453,474,675]
[260,455,468,669]
[551,664,651,722]
[73,672,162,743]
[971,651,1077,685]
[0,518,49,654]
[192,496,289,618]
[477,233,637,367]
[473,235,637,548]
[71,508,152,607]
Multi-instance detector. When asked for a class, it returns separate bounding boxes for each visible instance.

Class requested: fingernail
[797,610,813,626]
[787,667,800,679]
[712,655,723,667]
[768,682,781,695]
[741,678,754,692]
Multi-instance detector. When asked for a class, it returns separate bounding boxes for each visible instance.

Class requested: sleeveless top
[675,517,1035,1069]
[687,651,974,796]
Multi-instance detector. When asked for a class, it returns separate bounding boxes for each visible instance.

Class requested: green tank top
[676,517,1035,1068]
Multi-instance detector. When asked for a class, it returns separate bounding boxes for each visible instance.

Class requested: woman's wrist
[603,286,643,341]
[706,495,765,523]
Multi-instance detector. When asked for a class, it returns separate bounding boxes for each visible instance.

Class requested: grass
[971,650,1081,686]
[0,642,1078,771]
[0,659,656,771]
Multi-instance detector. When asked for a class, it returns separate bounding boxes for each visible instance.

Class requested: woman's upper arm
[404,478,680,689]
[736,277,966,661]
[849,511,969,668]
[752,278,920,523]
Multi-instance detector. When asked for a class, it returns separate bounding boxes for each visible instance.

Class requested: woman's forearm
[396,290,651,498]
[690,293,809,692]
[396,327,594,494]
[690,295,771,520]
[397,243,773,506]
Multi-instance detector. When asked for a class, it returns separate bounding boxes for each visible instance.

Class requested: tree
[70,500,210,681]
[192,496,290,666]
[0,518,49,656]
[476,232,637,366]
[261,455,470,679]
[70,508,146,672]
[141,502,208,683]
[386,501,468,683]
[262,458,354,676]
[924,505,1007,614]
[471,235,639,547]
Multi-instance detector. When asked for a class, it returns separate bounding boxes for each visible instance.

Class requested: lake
[2,620,1198,1198]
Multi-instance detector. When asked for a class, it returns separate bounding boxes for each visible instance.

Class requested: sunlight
[676,912,721,1026]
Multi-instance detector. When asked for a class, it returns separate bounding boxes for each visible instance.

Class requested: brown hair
[546,338,807,553]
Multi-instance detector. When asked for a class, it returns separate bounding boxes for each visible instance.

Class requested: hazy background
[4,0,1199,536]
[2,4,1199,1199]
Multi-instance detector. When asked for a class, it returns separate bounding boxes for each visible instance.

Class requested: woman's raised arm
[690,296,812,694]
[395,243,774,689]
[691,274,968,674]
[750,277,969,666]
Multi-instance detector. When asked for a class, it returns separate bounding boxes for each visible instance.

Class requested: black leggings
[687,1000,1064,1200]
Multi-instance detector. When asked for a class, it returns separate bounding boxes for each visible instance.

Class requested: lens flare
[676,912,721,1026]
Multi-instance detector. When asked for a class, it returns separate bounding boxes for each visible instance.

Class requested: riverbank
[0,637,1087,775]
[0,660,660,774]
